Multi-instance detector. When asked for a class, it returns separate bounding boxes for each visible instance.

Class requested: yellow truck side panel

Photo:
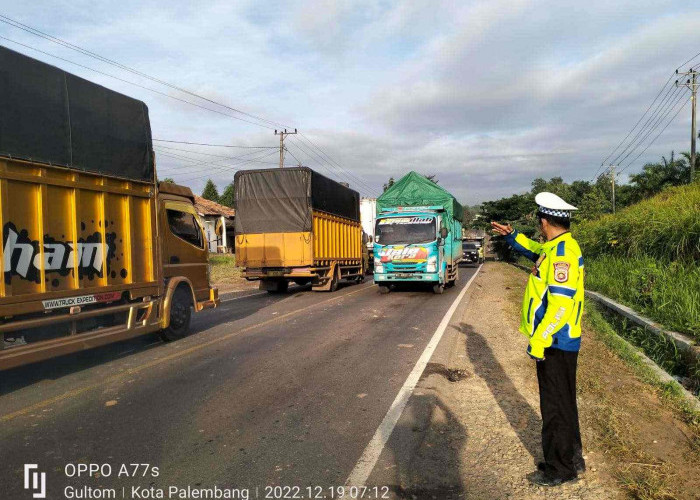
[313,211,361,261]
[0,158,157,312]
[238,232,313,268]
[237,210,362,269]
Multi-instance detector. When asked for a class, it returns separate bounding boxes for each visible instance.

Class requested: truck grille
[387,262,425,273]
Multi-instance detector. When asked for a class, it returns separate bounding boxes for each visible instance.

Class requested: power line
[156,144,276,161]
[284,140,374,198]
[289,135,379,197]
[156,148,278,175]
[156,148,277,170]
[606,84,681,168]
[595,74,676,179]
[154,139,276,149]
[618,95,691,175]
[0,14,291,130]
[677,50,700,71]
[0,35,277,129]
[284,137,367,194]
[177,150,280,183]
[284,146,304,167]
[614,87,688,168]
[158,149,279,183]
[296,133,380,196]
[0,17,377,193]
[596,51,700,180]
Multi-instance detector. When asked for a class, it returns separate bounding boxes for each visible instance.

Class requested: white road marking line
[345,264,483,487]
[220,292,267,303]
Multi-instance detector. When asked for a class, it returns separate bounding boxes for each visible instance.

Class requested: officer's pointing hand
[490,221,513,236]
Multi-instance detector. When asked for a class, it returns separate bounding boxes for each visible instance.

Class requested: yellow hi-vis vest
[504,230,584,359]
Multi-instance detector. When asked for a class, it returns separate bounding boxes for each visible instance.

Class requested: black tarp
[0,46,154,182]
[234,167,360,234]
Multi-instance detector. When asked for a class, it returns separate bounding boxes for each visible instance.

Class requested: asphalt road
[0,266,478,499]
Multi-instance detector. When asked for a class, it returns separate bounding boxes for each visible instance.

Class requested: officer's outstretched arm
[504,230,543,263]
[528,254,579,359]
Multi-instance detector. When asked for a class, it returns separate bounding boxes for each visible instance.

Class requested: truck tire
[432,283,444,294]
[160,286,192,341]
[378,284,390,294]
[329,267,339,292]
[447,266,459,287]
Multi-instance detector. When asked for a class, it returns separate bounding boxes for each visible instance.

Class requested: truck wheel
[447,266,459,287]
[329,267,339,292]
[432,283,444,294]
[378,284,390,294]
[160,287,192,341]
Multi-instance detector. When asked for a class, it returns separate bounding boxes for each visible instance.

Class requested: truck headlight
[375,264,384,273]
[426,256,437,273]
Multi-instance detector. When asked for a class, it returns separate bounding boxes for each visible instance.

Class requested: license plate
[267,271,285,277]
[395,273,412,278]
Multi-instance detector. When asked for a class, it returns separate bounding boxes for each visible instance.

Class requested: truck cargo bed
[0,157,158,318]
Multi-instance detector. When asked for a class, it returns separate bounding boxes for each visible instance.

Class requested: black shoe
[528,471,578,487]
[537,460,586,474]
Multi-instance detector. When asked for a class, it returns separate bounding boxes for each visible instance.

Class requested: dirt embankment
[412,262,698,499]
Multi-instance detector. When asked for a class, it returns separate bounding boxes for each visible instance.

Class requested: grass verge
[584,303,700,435]
[579,304,700,499]
[208,253,243,284]
[585,255,700,343]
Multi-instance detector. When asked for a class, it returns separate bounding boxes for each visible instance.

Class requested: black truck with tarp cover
[0,45,154,182]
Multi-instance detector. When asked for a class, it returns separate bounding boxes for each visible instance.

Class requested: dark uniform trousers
[536,347,583,479]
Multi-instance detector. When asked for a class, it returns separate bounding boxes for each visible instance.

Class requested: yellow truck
[0,46,218,370]
[234,167,365,292]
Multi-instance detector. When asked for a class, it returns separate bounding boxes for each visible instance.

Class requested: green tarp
[377,171,464,222]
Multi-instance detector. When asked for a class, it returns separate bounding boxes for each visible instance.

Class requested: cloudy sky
[2,1,699,204]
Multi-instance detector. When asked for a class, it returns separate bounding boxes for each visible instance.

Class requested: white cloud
[1,1,698,202]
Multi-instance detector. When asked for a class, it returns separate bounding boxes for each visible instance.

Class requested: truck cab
[373,207,458,294]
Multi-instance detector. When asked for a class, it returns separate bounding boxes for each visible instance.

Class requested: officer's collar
[546,231,571,244]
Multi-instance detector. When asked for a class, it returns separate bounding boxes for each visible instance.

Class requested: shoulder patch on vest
[553,261,570,283]
[556,240,566,256]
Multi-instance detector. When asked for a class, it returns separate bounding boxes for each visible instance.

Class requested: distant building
[193,196,235,253]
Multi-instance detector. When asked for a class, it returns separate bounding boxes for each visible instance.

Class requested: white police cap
[535,192,578,218]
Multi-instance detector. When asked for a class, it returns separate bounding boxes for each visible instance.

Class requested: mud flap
[313,262,338,292]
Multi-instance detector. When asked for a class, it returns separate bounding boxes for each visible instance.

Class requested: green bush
[585,255,700,341]
[575,183,700,262]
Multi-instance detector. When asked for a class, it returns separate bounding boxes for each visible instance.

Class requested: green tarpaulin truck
[373,172,464,294]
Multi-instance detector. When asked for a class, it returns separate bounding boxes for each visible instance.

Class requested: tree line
[160,177,235,208]
[472,151,698,259]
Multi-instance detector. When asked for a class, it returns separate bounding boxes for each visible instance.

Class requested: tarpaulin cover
[0,46,154,182]
[234,167,359,234]
[377,171,464,222]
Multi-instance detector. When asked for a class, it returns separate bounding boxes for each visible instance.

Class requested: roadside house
[193,195,235,253]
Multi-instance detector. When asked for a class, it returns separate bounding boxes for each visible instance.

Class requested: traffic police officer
[491,192,585,486]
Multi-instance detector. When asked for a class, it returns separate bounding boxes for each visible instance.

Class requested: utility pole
[274,128,297,168]
[609,165,616,213]
[676,69,698,182]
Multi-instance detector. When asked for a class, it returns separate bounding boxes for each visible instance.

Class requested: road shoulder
[367,262,700,499]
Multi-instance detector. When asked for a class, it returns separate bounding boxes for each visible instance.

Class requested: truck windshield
[463,243,477,250]
[375,216,436,245]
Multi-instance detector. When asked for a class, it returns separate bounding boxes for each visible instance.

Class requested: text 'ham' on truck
[0,46,218,370]
[233,167,367,293]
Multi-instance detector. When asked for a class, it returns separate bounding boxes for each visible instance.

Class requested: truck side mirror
[440,227,448,239]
